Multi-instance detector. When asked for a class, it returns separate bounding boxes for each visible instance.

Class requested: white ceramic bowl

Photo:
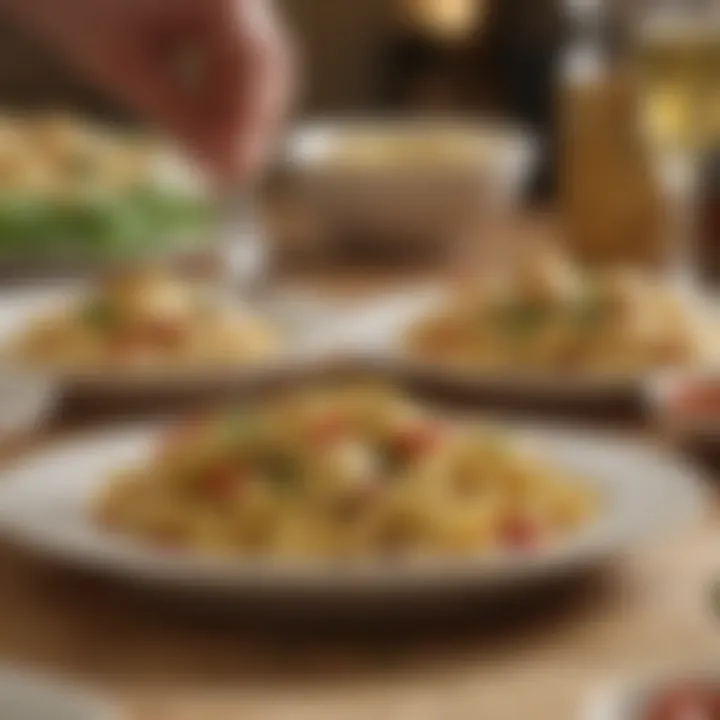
[285,120,535,250]
[0,666,120,720]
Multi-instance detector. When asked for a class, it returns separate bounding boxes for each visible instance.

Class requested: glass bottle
[560,0,665,266]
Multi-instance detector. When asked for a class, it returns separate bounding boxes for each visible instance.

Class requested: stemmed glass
[630,0,720,288]
[217,187,269,298]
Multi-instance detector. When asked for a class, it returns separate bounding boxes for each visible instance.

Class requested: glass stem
[659,151,700,291]
[218,188,269,300]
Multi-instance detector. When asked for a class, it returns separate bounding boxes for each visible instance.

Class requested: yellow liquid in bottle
[561,61,665,266]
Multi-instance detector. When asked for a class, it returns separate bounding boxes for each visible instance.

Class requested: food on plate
[0,111,211,257]
[96,385,598,558]
[327,128,489,170]
[10,269,276,368]
[406,243,717,374]
[641,680,720,720]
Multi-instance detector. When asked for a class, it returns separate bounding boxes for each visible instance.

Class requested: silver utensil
[216,186,270,300]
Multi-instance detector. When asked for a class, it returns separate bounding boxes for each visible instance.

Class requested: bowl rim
[0,664,121,720]
[284,117,537,175]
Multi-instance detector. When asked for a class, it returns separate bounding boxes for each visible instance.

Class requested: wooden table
[0,272,719,720]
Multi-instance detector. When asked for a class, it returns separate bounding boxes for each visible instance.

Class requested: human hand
[5,0,293,184]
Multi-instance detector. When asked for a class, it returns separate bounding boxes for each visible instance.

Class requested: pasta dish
[0,112,180,198]
[10,270,276,369]
[96,385,598,559]
[406,245,716,374]
[0,112,210,258]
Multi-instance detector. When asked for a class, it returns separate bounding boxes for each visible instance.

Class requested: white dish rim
[585,666,720,720]
[0,418,705,598]
[0,664,121,720]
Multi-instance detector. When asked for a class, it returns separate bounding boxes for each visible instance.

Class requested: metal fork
[216,186,270,302]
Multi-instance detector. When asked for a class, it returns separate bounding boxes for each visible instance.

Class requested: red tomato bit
[199,464,248,502]
[501,516,544,551]
[309,413,351,446]
[393,421,448,460]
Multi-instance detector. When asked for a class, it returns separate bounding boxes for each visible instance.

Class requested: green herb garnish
[81,299,119,331]
[573,293,610,330]
[493,302,550,337]
[0,188,214,260]
[260,451,298,488]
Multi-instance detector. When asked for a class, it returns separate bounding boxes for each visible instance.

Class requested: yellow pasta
[0,112,173,199]
[10,269,277,369]
[96,385,599,559]
[406,244,716,374]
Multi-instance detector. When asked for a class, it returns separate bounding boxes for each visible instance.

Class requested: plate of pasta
[0,268,294,393]
[341,245,720,400]
[0,111,213,269]
[0,383,703,601]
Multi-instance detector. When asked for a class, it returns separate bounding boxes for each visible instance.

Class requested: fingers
[122,0,294,184]
[120,0,294,184]
[200,0,294,183]
[6,1,209,167]
[6,0,295,185]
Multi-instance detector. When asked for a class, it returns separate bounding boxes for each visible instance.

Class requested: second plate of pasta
[0,383,703,603]
[330,245,720,402]
[0,270,334,396]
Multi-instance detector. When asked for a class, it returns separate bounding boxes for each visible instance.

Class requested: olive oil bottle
[560,0,665,266]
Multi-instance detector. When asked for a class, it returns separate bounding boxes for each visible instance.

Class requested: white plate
[0,420,704,602]
[326,287,713,403]
[0,285,349,397]
[0,666,119,720]
[585,667,720,720]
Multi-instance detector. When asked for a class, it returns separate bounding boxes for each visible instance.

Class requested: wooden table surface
[0,264,719,720]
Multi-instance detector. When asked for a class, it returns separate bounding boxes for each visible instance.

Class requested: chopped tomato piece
[144,319,186,350]
[108,337,155,365]
[199,464,248,501]
[108,320,185,361]
[332,481,381,522]
[308,412,351,446]
[393,421,448,460]
[148,525,187,552]
[422,324,465,353]
[501,516,544,551]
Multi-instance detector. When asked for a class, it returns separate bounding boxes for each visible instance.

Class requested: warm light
[399,0,486,40]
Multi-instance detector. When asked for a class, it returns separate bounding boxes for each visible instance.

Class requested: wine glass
[217,187,269,298]
[631,0,720,288]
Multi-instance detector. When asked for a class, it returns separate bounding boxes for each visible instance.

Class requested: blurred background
[0,0,710,275]
[1,3,720,717]
[0,0,564,195]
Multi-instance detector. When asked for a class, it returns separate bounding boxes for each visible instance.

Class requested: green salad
[0,189,214,259]
[0,113,216,260]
